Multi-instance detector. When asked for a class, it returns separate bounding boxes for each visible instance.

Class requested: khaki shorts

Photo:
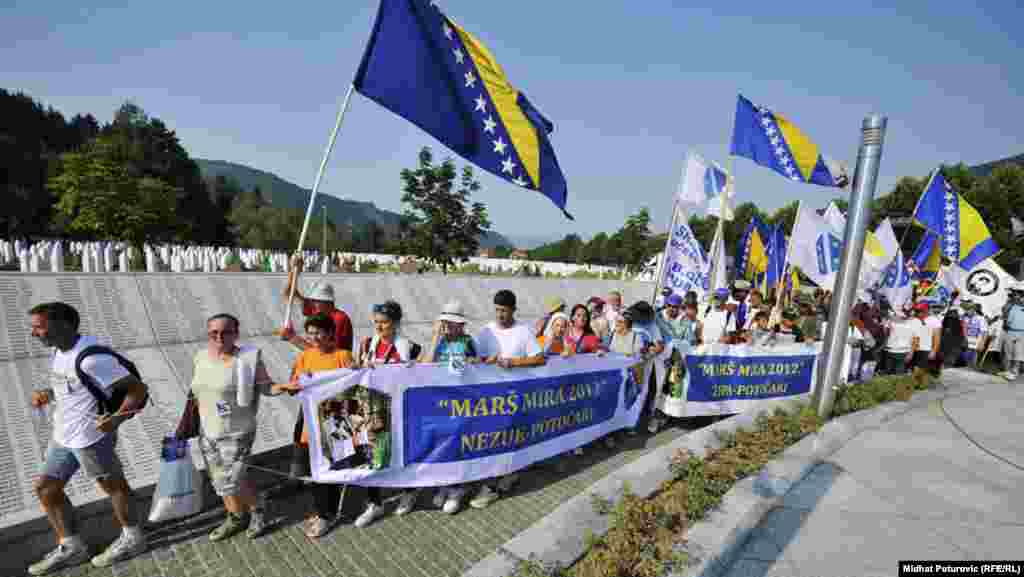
[198,432,255,496]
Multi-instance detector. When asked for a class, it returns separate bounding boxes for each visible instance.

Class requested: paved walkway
[721,372,1024,577]
[5,424,699,577]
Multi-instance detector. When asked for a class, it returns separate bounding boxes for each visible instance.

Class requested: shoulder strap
[75,345,141,414]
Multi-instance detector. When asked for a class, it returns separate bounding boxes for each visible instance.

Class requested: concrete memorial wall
[0,272,651,529]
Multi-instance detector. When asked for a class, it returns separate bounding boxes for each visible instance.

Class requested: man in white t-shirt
[27,302,150,575]
[471,290,545,509]
[702,289,737,345]
[881,310,918,375]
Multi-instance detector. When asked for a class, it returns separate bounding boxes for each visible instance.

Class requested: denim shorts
[42,433,123,482]
[198,432,255,497]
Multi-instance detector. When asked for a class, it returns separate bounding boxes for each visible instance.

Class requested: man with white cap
[281,255,353,353]
[418,301,479,514]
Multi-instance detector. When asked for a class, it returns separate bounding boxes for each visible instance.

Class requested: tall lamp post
[815,115,888,418]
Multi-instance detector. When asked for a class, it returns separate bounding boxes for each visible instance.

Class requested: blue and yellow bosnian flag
[353,0,570,217]
[730,95,848,188]
[910,229,942,279]
[912,169,998,271]
[736,217,770,282]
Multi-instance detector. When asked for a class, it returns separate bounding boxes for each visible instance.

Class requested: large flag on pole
[353,0,570,217]
[730,95,849,188]
[911,169,999,271]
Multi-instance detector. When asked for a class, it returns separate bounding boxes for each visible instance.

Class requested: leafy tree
[49,136,178,247]
[613,208,655,274]
[398,147,491,273]
[767,201,799,234]
[100,101,218,242]
[494,245,513,259]
[0,89,98,238]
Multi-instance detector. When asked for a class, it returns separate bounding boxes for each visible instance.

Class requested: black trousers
[312,484,342,519]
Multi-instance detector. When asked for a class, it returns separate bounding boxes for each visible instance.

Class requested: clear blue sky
[3,1,1022,245]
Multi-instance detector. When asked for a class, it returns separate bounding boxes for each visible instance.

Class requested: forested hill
[195,159,513,249]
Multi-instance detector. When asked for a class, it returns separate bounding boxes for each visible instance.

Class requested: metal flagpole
[815,115,887,418]
[282,84,357,331]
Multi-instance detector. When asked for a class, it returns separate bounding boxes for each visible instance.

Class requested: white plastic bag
[148,436,204,523]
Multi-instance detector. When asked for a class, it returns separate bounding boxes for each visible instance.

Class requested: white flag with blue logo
[660,207,709,299]
[790,203,841,288]
[678,151,734,220]
[878,247,913,309]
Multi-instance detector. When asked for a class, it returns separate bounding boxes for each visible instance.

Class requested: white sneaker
[29,538,90,575]
[91,528,147,567]
[469,486,499,509]
[395,491,418,516]
[442,487,465,514]
[354,503,383,528]
[432,488,448,509]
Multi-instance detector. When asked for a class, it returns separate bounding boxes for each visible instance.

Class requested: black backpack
[74,345,148,418]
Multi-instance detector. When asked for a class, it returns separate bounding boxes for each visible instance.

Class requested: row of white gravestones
[1,239,626,278]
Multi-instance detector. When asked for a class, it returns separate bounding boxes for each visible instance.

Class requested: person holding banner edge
[471,289,545,509]
[353,300,414,526]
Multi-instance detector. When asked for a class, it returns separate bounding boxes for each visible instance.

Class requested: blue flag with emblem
[765,224,787,289]
[730,95,849,188]
[911,169,998,271]
[353,0,570,217]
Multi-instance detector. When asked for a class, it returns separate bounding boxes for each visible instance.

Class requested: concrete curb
[461,368,1004,577]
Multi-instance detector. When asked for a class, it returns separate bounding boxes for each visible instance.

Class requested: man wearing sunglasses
[281,255,354,353]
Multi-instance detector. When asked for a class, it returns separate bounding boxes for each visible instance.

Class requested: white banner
[299,354,651,487]
[658,343,823,417]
